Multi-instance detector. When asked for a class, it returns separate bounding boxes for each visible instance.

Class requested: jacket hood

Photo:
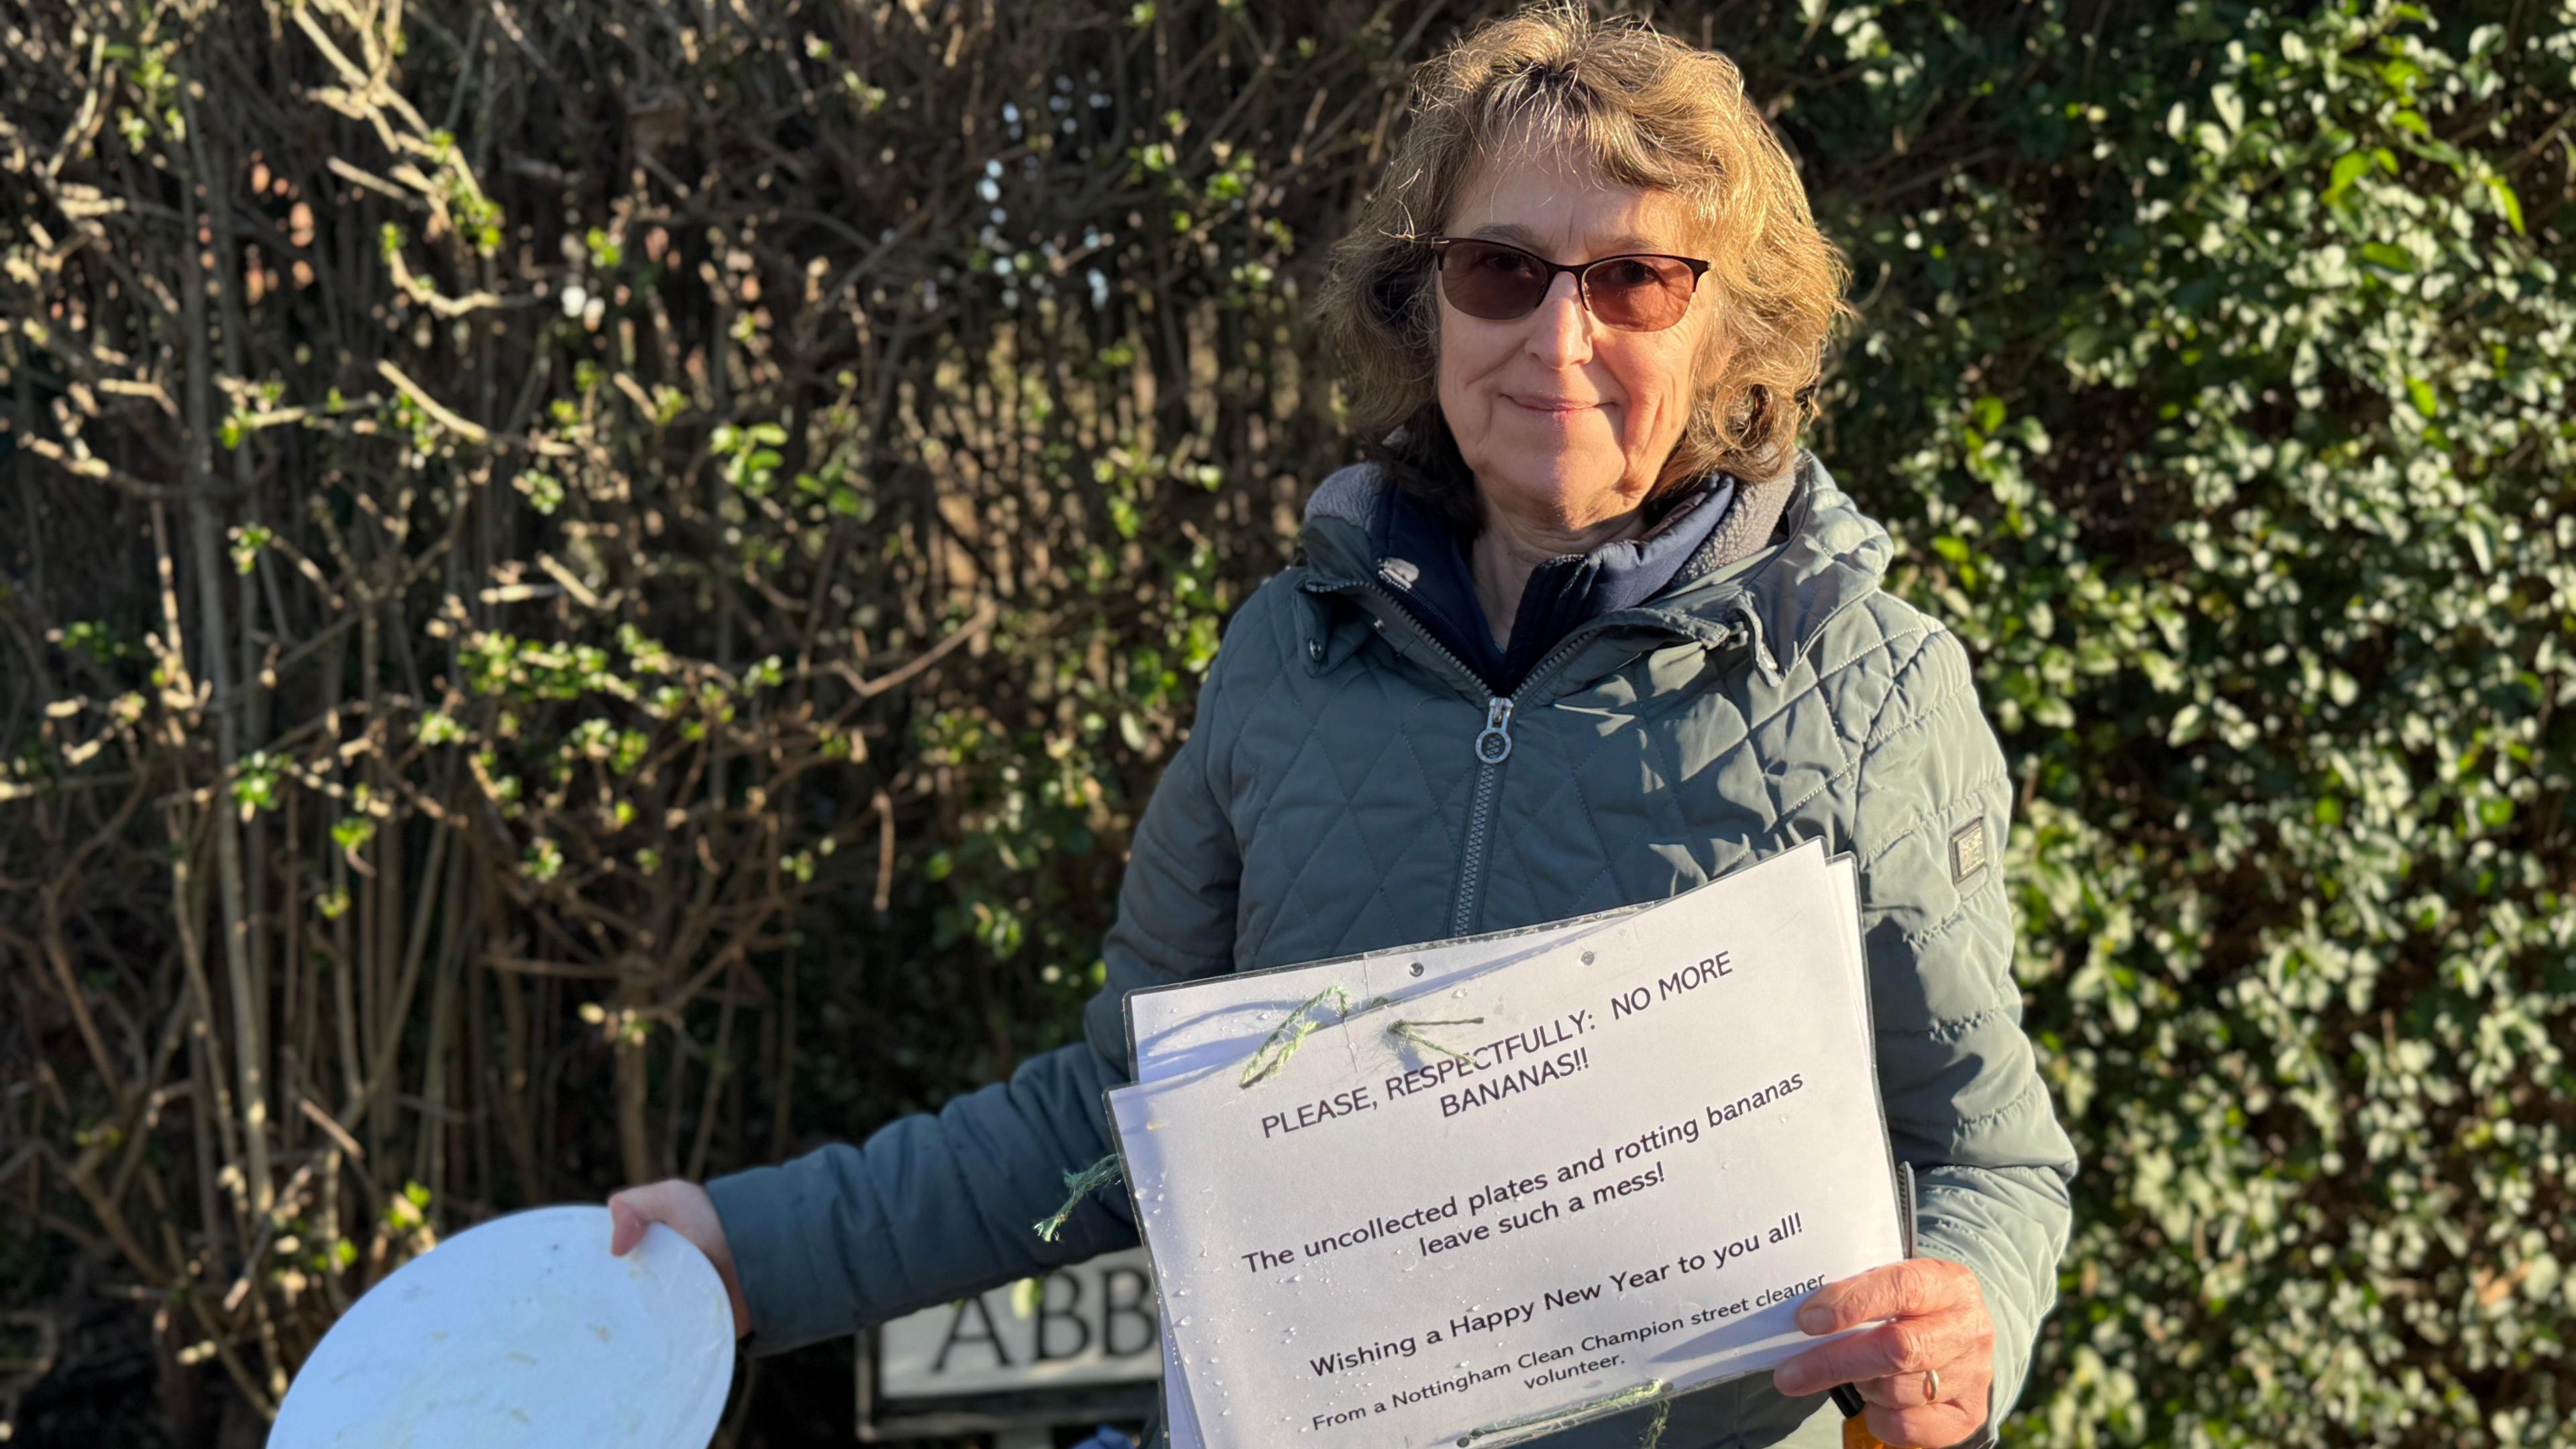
[1296,450,1894,682]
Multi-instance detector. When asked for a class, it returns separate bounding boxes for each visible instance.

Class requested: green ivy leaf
[2484,176,2525,235]
[2210,83,2243,135]
[2406,376,2438,419]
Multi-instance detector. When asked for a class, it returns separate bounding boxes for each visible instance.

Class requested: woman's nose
[1523,272,1595,366]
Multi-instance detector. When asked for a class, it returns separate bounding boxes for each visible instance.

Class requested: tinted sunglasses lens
[1585,256,1699,331]
[1437,241,1549,320]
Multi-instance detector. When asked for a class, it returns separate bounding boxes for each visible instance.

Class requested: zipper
[1471,697,1515,765]
[1453,697,1513,934]
[1448,625,1621,934]
[1303,577,1697,936]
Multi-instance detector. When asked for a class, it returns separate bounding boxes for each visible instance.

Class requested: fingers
[1782,1315,1957,1392]
[1838,1368,1931,1411]
[606,1187,654,1256]
[1859,1398,1985,1449]
[1771,1313,1980,1398]
[606,1181,753,1340]
[1794,1258,1980,1336]
[608,1181,695,1256]
[1773,1261,1997,1443]
[1849,1363,1979,1410]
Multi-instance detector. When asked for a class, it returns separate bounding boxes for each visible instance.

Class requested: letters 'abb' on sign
[859,1248,1163,1442]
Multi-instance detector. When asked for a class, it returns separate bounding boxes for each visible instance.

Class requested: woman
[611,10,2077,1448]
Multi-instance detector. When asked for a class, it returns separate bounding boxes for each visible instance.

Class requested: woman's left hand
[1770,1257,1994,1448]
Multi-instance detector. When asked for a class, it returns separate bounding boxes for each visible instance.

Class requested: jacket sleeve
[1846,625,2080,1426]
[703,641,1246,1356]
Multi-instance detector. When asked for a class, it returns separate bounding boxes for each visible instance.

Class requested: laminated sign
[1108,839,1905,1449]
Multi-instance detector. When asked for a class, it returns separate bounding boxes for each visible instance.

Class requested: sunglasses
[1428,236,1711,333]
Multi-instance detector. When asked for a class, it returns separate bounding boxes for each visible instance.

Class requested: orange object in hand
[1843,1417,1894,1449]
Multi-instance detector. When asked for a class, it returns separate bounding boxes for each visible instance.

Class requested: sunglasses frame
[1426,236,1713,332]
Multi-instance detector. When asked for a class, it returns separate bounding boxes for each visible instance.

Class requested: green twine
[1066,985,1370,1251]
[1236,985,1477,1089]
[1032,1152,1125,1243]
[1463,1379,1668,1444]
[1236,985,1354,1088]
[1638,1397,1670,1449]
[1387,1016,1486,1064]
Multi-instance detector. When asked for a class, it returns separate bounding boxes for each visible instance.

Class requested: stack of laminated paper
[1105,837,1911,1449]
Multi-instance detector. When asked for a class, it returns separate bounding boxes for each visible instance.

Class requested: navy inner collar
[1368,476,1736,694]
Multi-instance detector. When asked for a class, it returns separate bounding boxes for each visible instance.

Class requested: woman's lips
[1504,394,1603,415]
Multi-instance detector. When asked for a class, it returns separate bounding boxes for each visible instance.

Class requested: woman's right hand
[608,1180,752,1339]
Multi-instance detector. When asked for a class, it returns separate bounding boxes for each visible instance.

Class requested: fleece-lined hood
[1294,450,1897,696]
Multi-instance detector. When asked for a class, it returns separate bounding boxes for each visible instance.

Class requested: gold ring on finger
[1922,1366,1941,1405]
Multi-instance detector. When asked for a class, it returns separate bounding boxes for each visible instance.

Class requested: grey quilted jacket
[707,453,2080,1448]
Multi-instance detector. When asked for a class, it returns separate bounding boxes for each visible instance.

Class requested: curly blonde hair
[1316,4,1854,529]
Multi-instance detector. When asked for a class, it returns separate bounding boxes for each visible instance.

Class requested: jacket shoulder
[1193,568,1314,721]
[1221,567,1313,659]
[1803,586,1957,701]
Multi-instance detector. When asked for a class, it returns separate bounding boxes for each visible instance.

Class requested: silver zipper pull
[1472,697,1515,765]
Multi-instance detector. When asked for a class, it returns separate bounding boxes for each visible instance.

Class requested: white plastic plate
[269,1204,734,1448]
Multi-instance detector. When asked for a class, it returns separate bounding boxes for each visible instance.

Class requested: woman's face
[1436,143,1719,534]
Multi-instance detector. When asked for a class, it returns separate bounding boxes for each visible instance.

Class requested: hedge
[2,1,2569,1444]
